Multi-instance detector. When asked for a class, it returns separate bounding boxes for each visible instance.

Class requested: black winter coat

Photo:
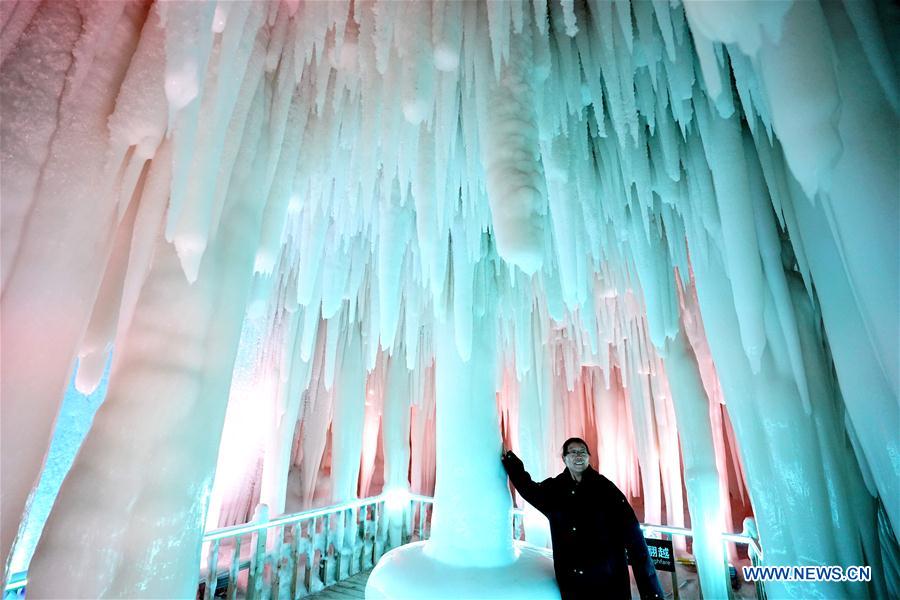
[502,452,664,600]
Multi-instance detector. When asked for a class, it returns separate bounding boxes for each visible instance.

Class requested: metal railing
[4,494,764,600]
[636,522,765,600]
[196,493,433,600]
[1,573,24,599]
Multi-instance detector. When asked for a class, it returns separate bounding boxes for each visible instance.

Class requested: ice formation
[1,1,897,599]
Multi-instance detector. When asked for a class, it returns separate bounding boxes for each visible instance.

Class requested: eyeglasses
[566,449,589,457]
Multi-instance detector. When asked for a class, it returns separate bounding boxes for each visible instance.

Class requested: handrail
[2,572,25,595]
[203,493,427,542]
[638,521,764,561]
[203,499,761,560]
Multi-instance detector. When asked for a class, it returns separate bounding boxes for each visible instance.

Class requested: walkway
[303,561,761,600]
[307,569,371,599]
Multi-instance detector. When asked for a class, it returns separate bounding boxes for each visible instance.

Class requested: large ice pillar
[0,0,146,573]
[26,149,265,597]
[425,312,513,565]
[367,265,558,599]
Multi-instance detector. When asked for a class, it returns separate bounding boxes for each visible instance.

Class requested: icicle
[432,0,462,72]
[378,179,413,351]
[372,0,397,76]
[694,98,767,372]
[662,329,731,598]
[485,0,510,80]
[559,0,578,37]
[612,0,632,53]
[397,2,433,125]
[744,132,811,413]
[841,0,900,114]
[76,184,141,394]
[255,91,308,275]
[162,0,216,238]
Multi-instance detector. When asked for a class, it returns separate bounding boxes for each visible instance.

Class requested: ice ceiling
[1,0,898,598]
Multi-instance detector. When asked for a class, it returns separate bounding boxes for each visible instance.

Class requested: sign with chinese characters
[646,538,675,572]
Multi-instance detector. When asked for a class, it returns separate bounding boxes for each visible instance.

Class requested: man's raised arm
[500,450,551,514]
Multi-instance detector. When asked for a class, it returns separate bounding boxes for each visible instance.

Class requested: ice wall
[2,1,897,598]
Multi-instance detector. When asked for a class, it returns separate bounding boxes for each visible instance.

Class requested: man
[501,437,664,600]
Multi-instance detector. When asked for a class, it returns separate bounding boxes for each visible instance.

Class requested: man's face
[563,442,590,475]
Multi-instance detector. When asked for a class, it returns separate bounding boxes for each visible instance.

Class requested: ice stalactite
[686,236,883,599]
[408,359,436,499]
[330,317,366,505]
[291,320,335,513]
[477,5,547,275]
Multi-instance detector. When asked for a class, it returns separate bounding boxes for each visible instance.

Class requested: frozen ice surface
[366,541,560,600]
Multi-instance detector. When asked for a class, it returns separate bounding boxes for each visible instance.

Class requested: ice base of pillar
[365,540,560,600]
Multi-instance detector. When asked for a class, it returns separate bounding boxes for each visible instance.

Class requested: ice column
[259,312,311,517]
[688,242,879,598]
[516,354,554,548]
[330,317,367,581]
[662,328,729,599]
[330,319,367,505]
[382,352,412,548]
[366,263,559,599]
[425,308,514,566]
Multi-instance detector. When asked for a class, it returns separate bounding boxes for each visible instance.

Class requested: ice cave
[1,0,897,599]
